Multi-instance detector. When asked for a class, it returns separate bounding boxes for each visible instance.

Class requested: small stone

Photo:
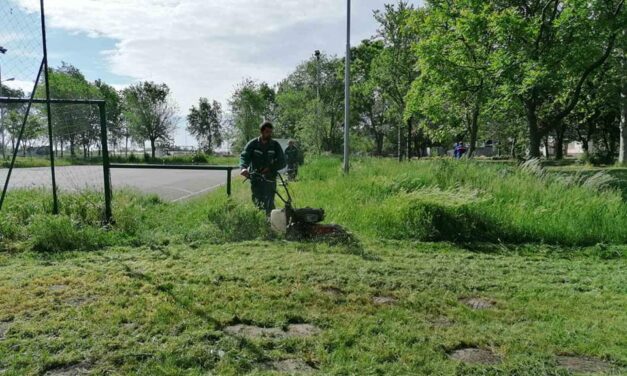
[210,349,226,358]
[556,355,614,374]
[449,348,500,365]
[373,296,397,305]
[461,297,494,310]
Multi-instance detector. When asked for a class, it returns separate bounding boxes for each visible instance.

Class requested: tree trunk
[375,133,384,156]
[544,137,550,159]
[468,106,480,158]
[526,103,542,159]
[406,117,412,160]
[510,137,517,159]
[70,140,76,157]
[554,126,566,160]
[150,138,156,159]
[397,123,404,162]
[125,136,129,158]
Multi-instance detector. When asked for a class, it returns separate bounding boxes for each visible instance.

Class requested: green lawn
[1,241,625,375]
[0,157,626,375]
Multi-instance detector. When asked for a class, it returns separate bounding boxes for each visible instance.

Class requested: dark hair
[260,121,273,132]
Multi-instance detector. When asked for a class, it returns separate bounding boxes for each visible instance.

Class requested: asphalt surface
[0,166,230,201]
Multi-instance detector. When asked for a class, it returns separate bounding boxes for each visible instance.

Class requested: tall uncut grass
[291,157,626,246]
[0,156,625,252]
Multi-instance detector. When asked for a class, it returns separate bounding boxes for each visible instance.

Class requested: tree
[229,79,276,150]
[350,40,395,156]
[41,63,102,157]
[187,98,223,153]
[491,0,625,158]
[0,85,24,158]
[372,1,420,160]
[275,53,345,154]
[407,0,496,157]
[95,80,123,153]
[123,82,177,159]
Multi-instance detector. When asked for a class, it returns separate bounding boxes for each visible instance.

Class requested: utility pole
[315,50,321,102]
[315,50,321,143]
[343,0,351,174]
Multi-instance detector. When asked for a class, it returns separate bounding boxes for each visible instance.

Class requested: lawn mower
[245,172,350,241]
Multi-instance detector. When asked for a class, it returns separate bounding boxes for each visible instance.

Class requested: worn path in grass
[1,241,625,375]
[0,166,228,201]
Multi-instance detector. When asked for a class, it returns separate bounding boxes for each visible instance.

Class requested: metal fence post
[99,102,112,223]
[227,168,232,197]
[40,0,59,215]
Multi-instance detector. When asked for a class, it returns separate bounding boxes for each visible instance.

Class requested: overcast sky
[6,0,422,145]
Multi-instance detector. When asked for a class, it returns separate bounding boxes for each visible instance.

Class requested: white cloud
[3,79,36,95]
[12,0,423,145]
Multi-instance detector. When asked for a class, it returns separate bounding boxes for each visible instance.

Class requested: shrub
[191,152,208,164]
[28,215,108,253]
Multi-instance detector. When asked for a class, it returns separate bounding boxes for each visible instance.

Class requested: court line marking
[172,183,224,202]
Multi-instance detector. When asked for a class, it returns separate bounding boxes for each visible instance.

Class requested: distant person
[240,121,286,215]
[285,140,300,181]
[454,142,466,159]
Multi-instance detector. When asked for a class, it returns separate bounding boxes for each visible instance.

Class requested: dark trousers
[251,179,276,215]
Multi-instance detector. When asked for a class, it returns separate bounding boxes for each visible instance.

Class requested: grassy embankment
[0,157,625,375]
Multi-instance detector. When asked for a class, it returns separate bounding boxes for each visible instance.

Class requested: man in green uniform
[240,121,286,215]
[285,140,300,181]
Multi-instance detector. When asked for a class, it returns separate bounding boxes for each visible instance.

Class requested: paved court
[0,166,232,201]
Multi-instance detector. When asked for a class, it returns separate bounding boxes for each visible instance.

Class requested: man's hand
[241,168,250,178]
[260,168,270,175]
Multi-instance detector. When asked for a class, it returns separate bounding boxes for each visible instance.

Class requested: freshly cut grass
[0,241,624,374]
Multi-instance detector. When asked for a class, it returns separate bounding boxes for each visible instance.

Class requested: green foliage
[187,98,223,153]
[229,79,276,150]
[123,81,177,158]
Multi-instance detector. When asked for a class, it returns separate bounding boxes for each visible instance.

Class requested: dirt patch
[556,356,614,374]
[321,287,343,296]
[49,284,68,292]
[373,296,397,305]
[449,348,501,365]
[225,324,321,340]
[224,324,287,339]
[44,362,91,376]
[430,317,454,328]
[461,297,494,310]
[65,296,96,307]
[286,324,321,337]
[0,322,8,340]
[269,359,316,374]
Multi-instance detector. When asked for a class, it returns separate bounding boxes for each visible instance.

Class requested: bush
[191,152,208,164]
[28,215,108,253]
